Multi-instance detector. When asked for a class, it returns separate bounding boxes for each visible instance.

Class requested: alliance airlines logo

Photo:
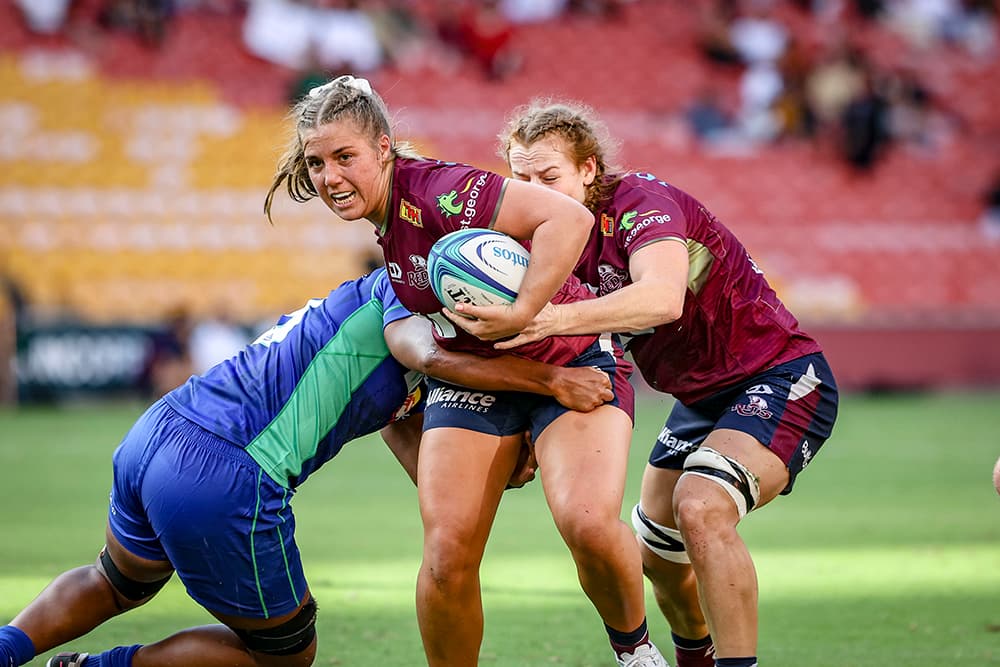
[435,173,489,224]
[426,386,497,413]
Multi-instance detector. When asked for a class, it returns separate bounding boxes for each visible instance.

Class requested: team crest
[407,254,429,289]
[400,199,423,227]
[732,395,773,419]
[597,263,628,296]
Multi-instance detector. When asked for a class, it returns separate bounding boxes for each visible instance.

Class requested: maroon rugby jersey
[577,172,821,404]
[376,158,597,365]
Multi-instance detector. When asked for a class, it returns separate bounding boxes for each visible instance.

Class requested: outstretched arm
[384,316,612,412]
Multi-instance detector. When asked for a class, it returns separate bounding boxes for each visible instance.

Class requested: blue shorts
[108,400,306,619]
[422,335,634,441]
[648,353,838,493]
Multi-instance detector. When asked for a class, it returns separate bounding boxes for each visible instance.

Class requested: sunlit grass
[1,390,999,666]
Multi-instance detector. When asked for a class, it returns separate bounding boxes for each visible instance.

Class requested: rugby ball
[427,228,529,312]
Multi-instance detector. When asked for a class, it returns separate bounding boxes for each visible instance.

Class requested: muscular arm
[475,179,595,336]
[384,315,612,411]
[481,239,690,349]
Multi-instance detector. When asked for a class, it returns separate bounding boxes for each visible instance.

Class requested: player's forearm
[422,348,557,395]
[552,281,681,335]
[513,212,592,323]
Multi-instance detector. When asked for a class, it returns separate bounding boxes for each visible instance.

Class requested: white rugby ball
[427,228,529,312]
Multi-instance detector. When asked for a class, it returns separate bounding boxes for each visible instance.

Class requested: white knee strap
[682,446,760,519]
[631,504,689,564]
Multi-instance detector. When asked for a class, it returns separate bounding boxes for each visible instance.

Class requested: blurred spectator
[696,0,744,66]
[367,0,451,73]
[0,277,27,406]
[189,307,250,374]
[144,305,194,398]
[287,42,344,105]
[567,0,627,18]
[806,40,868,131]
[729,0,788,65]
[979,169,1000,241]
[243,0,382,72]
[14,0,74,35]
[499,0,567,23]
[98,0,174,48]
[839,68,891,169]
[435,0,521,80]
[773,36,817,138]
[685,86,737,143]
[726,0,791,142]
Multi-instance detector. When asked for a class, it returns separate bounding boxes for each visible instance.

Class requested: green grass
[1,391,998,666]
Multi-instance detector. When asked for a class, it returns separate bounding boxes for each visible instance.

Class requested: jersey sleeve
[614,174,688,255]
[372,270,414,329]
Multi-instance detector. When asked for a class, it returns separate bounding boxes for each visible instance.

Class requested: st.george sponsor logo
[656,425,697,455]
[436,173,489,225]
[621,209,672,245]
[427,386,497,413]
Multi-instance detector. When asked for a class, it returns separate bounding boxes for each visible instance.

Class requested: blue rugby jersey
[163,268,421,489]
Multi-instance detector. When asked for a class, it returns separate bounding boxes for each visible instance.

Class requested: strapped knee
[234,597,318,656]
[99,547,172,601]
[631,504,689,564]
[681,446,761,519]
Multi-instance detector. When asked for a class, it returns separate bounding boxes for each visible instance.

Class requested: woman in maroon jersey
[453,100,839,667]
[265,77,668,667]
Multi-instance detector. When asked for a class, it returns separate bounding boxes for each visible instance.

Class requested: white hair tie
[309,75,373,99]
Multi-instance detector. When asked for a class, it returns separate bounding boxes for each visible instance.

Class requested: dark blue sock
[0,625,36,667]
[672,631,712,650]
[87,645,142,667]
[605,618,650,655]
[715,657,757,667]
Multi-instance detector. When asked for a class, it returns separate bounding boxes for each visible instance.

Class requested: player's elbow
[649,299,683,327]
[415,345,447,377]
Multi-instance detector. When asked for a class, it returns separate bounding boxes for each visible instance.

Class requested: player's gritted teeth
[329,191,356,208]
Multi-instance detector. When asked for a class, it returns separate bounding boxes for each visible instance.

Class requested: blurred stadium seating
[2,0,999,392]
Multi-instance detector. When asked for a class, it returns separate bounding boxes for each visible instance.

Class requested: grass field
[0,390,998,666]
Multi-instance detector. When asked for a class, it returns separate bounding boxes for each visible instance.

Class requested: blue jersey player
[0,268,613,667]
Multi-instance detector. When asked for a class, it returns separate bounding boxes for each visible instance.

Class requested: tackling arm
[383,316,612,412]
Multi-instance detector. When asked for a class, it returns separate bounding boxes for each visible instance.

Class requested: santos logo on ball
[479,241,529,275]
[427,386,497,413]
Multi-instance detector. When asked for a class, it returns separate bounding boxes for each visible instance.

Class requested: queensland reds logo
[407,254,429,289]
[597,263,628,296]
[732,395,773,419]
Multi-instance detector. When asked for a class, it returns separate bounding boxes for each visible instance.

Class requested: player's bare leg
[535,405,665,665]
[636,466,709,639]
[9,526,172,657]
[415,427,522,667]
[672,429,788,660]
[13,527,318,667]
[636,465,715,666]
